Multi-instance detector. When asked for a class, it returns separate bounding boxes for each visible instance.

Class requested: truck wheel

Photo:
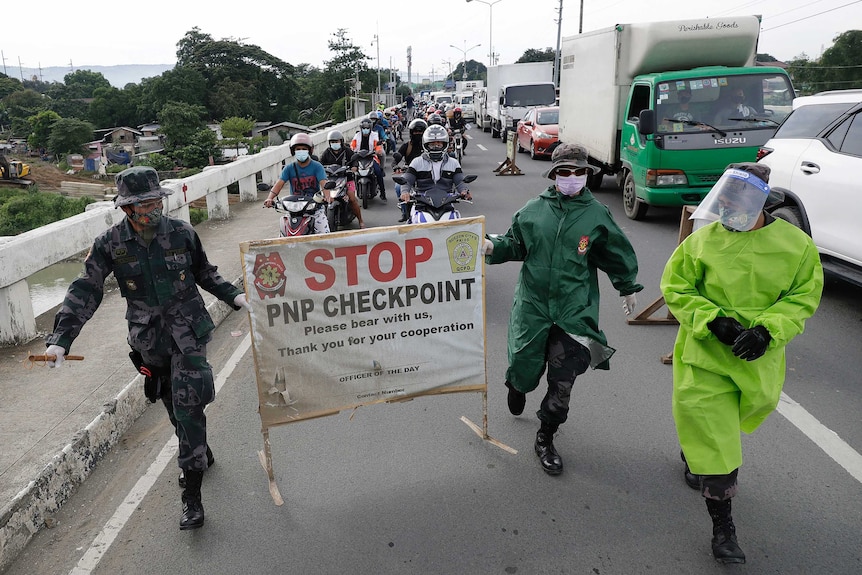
[491,122,500,139]
[771,205,805,232]
[623,172,648,220]
[501,129,508,143]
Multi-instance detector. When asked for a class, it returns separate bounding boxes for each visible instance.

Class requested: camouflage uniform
[47,175,243,474]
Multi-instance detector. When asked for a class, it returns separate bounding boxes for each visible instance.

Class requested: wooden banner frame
[240,218,515,505]
[493,130,524,176]
[626,205,697,364]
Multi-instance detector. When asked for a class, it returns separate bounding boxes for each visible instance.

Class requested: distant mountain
[15,64,175,87]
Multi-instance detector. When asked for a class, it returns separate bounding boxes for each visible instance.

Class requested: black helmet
[408,118,428,135]
[114,166,173,207]
[427,113,445,126]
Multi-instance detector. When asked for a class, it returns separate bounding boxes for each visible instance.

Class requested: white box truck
[558,16,795,220]
[480,61,556,142]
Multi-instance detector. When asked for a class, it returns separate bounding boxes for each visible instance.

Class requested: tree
[516,48,556,63]
[138,66,208,121]
[0,76,23,100]
[220,116,254,156]
[4,89,47,123]
[89,86,140,129]
[451,59,486,82]
[818,30,862,92]
[27,110,62,149]
[136,152,175,172]
[172,128,219,169]
[47,117,94,156]
[62,70,112,99]
[157,101,207,148]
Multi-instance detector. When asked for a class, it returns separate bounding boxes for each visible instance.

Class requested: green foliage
[136,152,175,171]
[0,189,95,235]
[62,70,112,99]
[48,118,94,155]
[27,110,62,149]
[89,86,140,128]
[220,116,254,139]
[4,89,47,126]
[172,128,219,168]
[157,101,207,148]
[787,31,862,94]
[0,76,24,100]
[189,207,208,226]
[516,48,556,63]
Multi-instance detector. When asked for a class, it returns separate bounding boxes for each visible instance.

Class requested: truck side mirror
[638,109,656,136]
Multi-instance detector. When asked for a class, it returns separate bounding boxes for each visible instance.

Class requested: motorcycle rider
[393,118,428,222]
[350,118,387,202]
[263,133,331,234]
[399,124,471,223]
[448,107,469,154]
[319,129,365,229]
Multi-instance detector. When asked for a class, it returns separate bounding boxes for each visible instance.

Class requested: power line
[762,0,862,31]
[764,0,831,20]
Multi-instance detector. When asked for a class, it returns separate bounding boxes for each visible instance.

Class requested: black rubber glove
[732,326,772,361]
[707,316,745,346]
[129,350,169,403]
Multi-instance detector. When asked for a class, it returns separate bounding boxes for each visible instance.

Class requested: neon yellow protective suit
[660,218,823,475]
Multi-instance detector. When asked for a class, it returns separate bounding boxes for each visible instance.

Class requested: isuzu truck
[558,16,795,219]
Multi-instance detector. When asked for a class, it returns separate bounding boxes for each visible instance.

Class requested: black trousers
[536,325,591,427]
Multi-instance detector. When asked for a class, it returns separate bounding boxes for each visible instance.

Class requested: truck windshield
[504,84,557,107]
[657,73,794,134]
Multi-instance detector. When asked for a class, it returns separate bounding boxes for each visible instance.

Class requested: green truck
[558,16,795,219]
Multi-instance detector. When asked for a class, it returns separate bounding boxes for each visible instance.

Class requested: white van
[454,92,476,122]
[430,91,454,108]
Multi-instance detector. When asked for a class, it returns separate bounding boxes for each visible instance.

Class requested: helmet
[428,113,445,126]
[289,132,314,154]
[360,119,373,131]
[376,111,383,119]
[422,125,450,161]
[368,112,378,121]
[454,107,462,114]
[326,129,344,142]
[407,118,427,134]
[384,110,392,117]
[114,166,173,207]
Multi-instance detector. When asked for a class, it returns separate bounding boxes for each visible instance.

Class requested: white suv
[757,90,862,286]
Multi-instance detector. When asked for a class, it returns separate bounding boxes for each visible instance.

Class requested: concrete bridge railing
[0,118,362,345]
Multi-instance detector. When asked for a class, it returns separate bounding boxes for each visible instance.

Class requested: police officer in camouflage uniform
[45,166,252,530]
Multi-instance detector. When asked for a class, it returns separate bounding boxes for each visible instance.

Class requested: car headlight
[535,131,553,140]
[647,170,688,187]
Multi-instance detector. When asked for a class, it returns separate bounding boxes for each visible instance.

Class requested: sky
[2,0,860,84]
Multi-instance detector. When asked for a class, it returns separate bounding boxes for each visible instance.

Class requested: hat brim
[114,186,173,207]
[543,161,601,180]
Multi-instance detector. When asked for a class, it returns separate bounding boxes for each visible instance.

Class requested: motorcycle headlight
[284,200,307,211]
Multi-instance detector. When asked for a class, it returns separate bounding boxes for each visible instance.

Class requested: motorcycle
[393,174,477,224]
[323,164,356,231]
[451,128,465,162]
[258,182,327,237]
[352,149,378,209]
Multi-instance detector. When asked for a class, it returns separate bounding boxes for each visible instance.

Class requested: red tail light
[756,147,773,162]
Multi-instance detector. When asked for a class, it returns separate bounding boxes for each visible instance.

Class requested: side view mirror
[323,181,336,189]
[462,175,478,184]
[638,109,656,136]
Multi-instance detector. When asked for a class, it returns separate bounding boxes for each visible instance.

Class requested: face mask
[556,174,588,196]
[719,205,752,231]
[128,206,163,228]
[330,142,341,151]
[361,128,371,135]
[295,150,310,162]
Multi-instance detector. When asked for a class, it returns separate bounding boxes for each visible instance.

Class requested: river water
[28,262,84,317]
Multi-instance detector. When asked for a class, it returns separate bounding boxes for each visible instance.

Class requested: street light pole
[450,41,482,80]
[466,0,503,68]
[554,0,563,88]
[372,28,381,97]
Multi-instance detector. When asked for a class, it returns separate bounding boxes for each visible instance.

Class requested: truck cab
[620,67,794,219]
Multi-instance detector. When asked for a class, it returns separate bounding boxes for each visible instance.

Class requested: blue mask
[330,142,341,151]
[361,129,371,135]
[295,150,310,162]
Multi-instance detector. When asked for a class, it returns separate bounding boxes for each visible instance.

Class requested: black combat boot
[179,470,205,530]
[680,450,700,490]
[179,446,214,488]
[706,498,745,564]
[534,422,563,475]
[505,381,526,416]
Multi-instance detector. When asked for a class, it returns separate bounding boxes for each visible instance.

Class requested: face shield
[690,168,770,231]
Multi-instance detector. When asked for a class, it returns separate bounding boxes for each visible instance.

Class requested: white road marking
[69,333,252,575]
[777,392,862,482]
[477,144,488,151]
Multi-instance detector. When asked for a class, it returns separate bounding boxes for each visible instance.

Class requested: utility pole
[1,51,7,76]
[554,0,563,88]
[18,57,24,82]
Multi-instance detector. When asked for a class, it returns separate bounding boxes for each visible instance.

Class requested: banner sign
[240,217,487,429]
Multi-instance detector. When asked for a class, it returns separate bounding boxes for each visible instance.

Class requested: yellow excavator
[0,150,33,186]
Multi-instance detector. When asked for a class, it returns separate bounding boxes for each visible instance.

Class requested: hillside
[20,64,174,88]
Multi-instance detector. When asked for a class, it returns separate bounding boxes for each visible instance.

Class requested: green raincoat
[660,218,823,475]
[486,186,642,393]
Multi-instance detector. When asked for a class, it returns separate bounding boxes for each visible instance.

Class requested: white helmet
[422,125,449,161]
